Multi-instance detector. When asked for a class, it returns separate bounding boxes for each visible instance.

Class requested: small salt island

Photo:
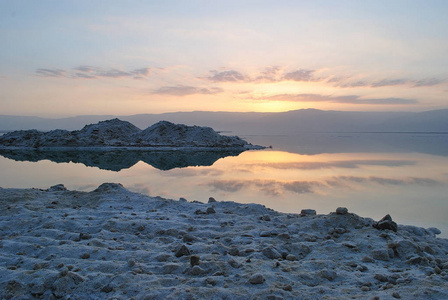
[1,183,447,299]
[0,119,264,150]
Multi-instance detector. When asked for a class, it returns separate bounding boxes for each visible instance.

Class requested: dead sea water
[1,132,447,237]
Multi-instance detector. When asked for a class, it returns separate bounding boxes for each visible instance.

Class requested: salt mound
[0,119,263,149]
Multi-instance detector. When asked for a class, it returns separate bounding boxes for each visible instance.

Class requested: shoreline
[1,183,447,299]
[0,144,266,151]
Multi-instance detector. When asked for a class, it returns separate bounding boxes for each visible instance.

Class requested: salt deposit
[1,183,447,299]
[0,119,263,150]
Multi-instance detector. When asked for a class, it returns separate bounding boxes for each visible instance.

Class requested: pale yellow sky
[1,1,447,116]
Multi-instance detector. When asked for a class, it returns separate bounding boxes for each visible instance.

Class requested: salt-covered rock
[300,209,316,216]
[373,214,398,232]
[336,207,348,215]
[174,244,191,257]
[48,184,67,191]
[248,274,266,284]
[262,247,282,259]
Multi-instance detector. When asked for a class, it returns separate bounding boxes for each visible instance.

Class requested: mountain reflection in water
[0,149,244,171]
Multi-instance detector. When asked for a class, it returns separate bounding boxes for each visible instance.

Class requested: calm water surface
[1,133,448,237]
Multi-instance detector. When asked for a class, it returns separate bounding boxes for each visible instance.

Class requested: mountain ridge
[1,109,448,135]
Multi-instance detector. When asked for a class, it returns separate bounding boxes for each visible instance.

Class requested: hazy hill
[1,109,448,135]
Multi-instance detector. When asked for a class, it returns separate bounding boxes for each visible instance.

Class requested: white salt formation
[0,119,263,150]
[1,183,447,299]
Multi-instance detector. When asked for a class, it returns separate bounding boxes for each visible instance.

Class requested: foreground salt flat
[1,184,447,299]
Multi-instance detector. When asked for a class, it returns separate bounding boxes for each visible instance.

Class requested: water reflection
[1,134,447,238]
[0,149,244,171]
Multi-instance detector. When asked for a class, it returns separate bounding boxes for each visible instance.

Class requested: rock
[228,258,242,268]
[427,227,441,236]
[80,253,90,259]
[371,249,390,261]
[179,197,187,202]
[260,231,272,237]
[79,232,92,240]
[48,184,67,191]
[162,263,180,274]
[174,244,191,257]
[155,253,171,262]
[208,197,217,203]
[388,239,421,258]
[183,234,196,243]
[261,215,271,221]
[101,284,114,293]
[336,207,348,215]
[229,247,240,256]
[392,292,401,299]
[248,274,266,284]
[190,255,200,267]
[190,265,206,276]
[374,274,388,282]
[205,277,217,286]
[286,254,298,261]
[262,247,282,259]
[373,214,398,232]
[206,207,216,214]
[300,209,316,216]
[362,256,375,263]
[319,269,337,281]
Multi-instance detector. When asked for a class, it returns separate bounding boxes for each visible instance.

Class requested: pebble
[80,253,90,259]
[392,292,401,298]
[248,274,266,284]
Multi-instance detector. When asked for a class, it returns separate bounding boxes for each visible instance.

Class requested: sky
[1,0,448,117]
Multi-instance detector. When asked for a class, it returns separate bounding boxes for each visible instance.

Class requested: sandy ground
[1,183,447,299]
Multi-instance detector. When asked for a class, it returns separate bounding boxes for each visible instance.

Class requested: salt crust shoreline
[1,183,447,299]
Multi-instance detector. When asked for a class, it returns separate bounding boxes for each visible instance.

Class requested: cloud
[36,66,150,80]
[207,70,247,82]
[152,85,223,96]
[36,68,66,77]
[371,79,410,87]
[283,69,317,81]
[254,66,282,82]
[261,93,418,105]
[413,78,446,87]
[207,179,322,196]
[331,76,446,88]
[336,176,442,186]
[247,160,415,170]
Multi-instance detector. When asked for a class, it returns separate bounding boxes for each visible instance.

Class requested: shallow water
[1,133,447,237]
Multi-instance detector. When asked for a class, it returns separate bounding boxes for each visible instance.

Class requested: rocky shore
[1,183,447,299]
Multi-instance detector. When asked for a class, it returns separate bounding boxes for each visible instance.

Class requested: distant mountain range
[1,109,448,135]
